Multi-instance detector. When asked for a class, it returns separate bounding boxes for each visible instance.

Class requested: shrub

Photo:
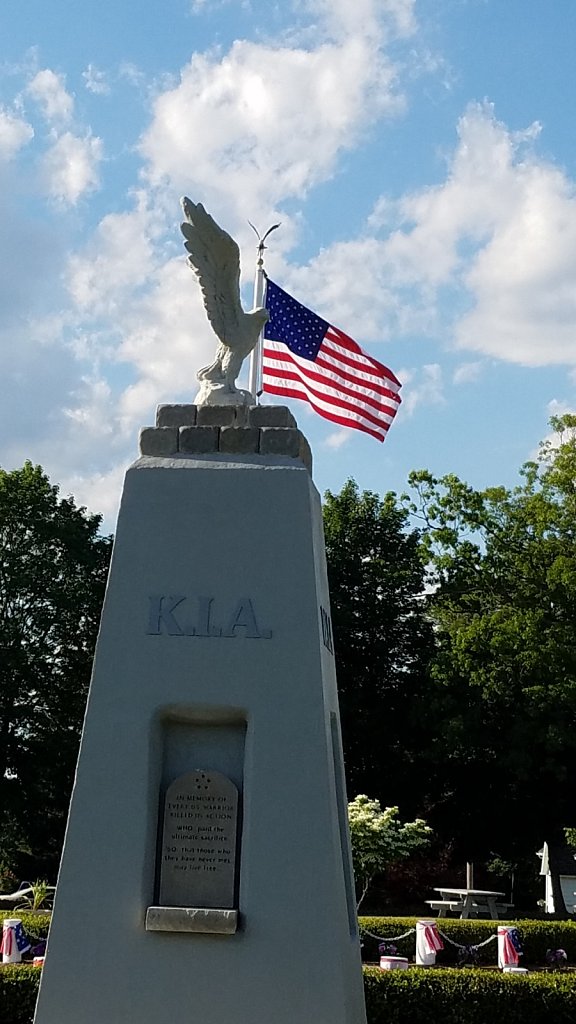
[0,966,40,1024]
[359,916,576,966]
[348,797,432,908]
[363,967,576,1024]
[0,913,51,943]
[2,959,576,1024]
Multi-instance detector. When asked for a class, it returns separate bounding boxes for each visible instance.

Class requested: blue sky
[2,0,576,525]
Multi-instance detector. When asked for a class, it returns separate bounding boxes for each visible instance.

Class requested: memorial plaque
[159,770,238,909]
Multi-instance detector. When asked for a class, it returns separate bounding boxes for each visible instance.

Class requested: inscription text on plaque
[159,770,238,909]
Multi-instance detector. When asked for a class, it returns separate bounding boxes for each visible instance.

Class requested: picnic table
[426,887,512,919]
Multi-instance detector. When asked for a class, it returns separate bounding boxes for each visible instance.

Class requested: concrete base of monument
[145,907,238,934]
[34,407,366,1024]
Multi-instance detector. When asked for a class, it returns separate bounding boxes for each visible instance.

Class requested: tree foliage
[323,480,435,814]
[0,463,111,879]
[348,794,432,907]
[407,414,576,861]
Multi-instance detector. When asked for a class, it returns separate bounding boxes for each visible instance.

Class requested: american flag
[262,279,402,442]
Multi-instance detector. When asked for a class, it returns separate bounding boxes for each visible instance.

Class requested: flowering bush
[348,795,432,908]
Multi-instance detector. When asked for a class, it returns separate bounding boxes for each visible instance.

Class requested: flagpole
[248,245,266,401]
[247,219,280,402]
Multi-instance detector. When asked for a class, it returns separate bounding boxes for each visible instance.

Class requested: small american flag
[262,279,402,442]
[501,931,519,966]
[0,920,31,956]
[423,924,444,953]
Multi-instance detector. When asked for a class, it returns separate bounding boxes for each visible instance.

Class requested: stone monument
[34,202,367,1024]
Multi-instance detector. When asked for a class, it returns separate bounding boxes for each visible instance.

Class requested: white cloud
[59,462,127,530]
[456,149,576,364]
[67,192,164,314]
[115,257,215,423]
[322,428,351,450]
[363,103,576,367]
[63,189,211,433]
[63,376,116,438]
[453,360,483,385]
[82,65,111,96]
[27,68,74,123]
[0,108,34,160]
[138,8,408,223]
[531,399,576,460]
[42,131,103,204]
[303,0,416,42]
[279,236,435,346]
[546,398,573,419]
[401,363,444,416]
[118,63,145,87]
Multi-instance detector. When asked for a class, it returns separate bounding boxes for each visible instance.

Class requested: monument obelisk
[34,201,367,1024]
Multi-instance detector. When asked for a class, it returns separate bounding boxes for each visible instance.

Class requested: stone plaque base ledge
[145,906,238,934]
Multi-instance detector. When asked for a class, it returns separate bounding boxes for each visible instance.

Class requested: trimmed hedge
[2,962,576,1024]
[364,966,576,1024]
[3,916,576,1024]
[359,916,576,966]
[0,916,49,1024]
[2,964,576,1024]
[0,966,40,1024]
[0,914,51,943]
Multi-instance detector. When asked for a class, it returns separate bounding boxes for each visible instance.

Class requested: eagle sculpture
[180,198,269,401]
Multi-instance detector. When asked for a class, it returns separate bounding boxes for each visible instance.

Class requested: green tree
[407,415,576,865]
[0,463,111,879]
[323,480,435,813]
[348,794,432,907]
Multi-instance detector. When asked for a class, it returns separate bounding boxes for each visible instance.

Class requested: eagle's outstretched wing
[180,198,243,346]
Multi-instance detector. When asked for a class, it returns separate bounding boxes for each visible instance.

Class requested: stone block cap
[140,404,312,474]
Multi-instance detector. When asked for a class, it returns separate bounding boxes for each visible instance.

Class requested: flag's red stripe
[262,359,396,433]
[263,345,400,421]
[262,360,397,423]
[325,326,402,386]
[263,382,387,442]
[308,343,401,405]
[264,337,401,405]
[323,329,399,389]
[315,352,401,404]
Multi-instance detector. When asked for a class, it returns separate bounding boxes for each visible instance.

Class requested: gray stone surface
[219,426,260,454]
[259,427,313,473]
[248,405,297,428]
[159,770,238,909]
[259,427,301,458]
[179,425,219,453]
[196,405,237,427]
[139,426,179,457]
[297,433,313,475]
[34,450,366,1024]
[156,405,197,428]
[145,906,238,934]
[144,404,312,470]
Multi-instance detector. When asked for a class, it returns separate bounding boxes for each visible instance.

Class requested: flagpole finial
[248,220,281,269]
